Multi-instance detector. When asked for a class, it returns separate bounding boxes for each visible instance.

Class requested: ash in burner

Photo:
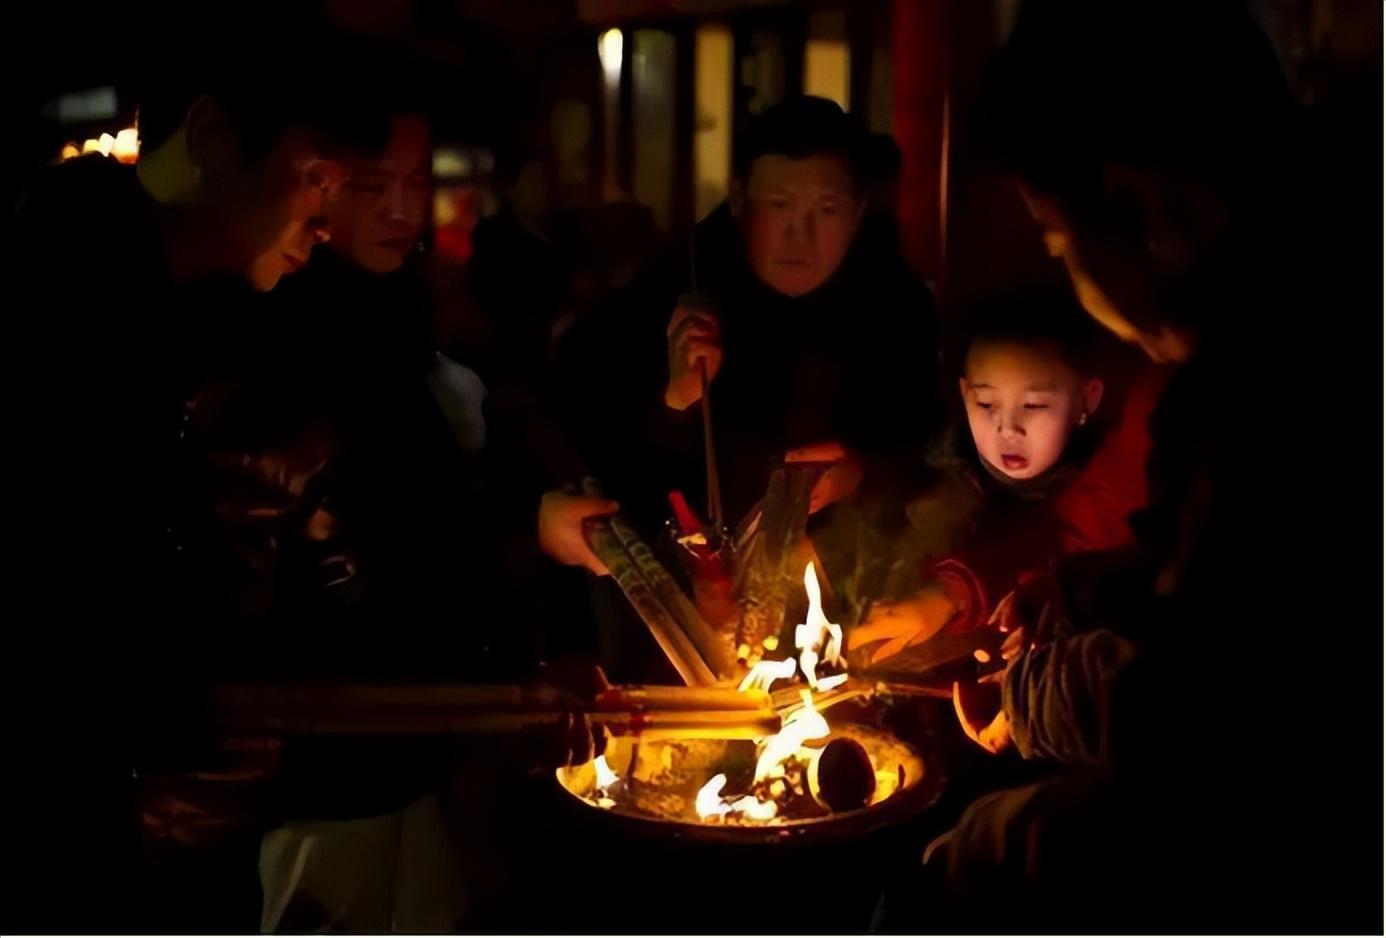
[556,724,924,827]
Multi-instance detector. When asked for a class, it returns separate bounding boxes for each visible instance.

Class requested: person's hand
[952,680,1013,754]
[665,302,722,410]
[134,737,282,851]
[550,712,607,771]
[847,586,957,665]
[785,441,864,514]
[538,490,619,575]
[531,662,611,772]
[987,571,1062,665]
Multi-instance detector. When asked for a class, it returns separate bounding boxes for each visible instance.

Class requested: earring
[1078,412,1088,426]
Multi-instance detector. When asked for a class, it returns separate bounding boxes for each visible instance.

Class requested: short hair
[136,11,391,162]
[954,293,1103,376]
[984,0,1292,209]
[733,95,866,188]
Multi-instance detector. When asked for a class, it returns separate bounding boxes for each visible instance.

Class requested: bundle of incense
[581,478,737,682]
[209,682,779,742]
[594,684,771,712]
[734,462,828,656]
[584,514,716,686]
[770,678,875,715]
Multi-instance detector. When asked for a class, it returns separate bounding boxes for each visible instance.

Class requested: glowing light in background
[112,127,139,164]
[804,9,850,110]
[598,28,624,83]
[598,27,625,199]
[694,22,732,220]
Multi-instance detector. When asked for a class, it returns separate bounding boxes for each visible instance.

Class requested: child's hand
[848,586,957,664]
[988,571,1063,657]
[952,680,1013,754]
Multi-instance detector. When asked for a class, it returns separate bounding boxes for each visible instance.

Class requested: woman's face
[328,115,432,274]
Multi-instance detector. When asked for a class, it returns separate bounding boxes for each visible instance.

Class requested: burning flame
[738,655,796,693]
[695,774,732,818]
[796,562,844,688]
[737,561,844,693]
[594,755,619,791]
[754,689,829,783]
[590,754,620,809]
[694,773,780,821]
[598,561,867,825]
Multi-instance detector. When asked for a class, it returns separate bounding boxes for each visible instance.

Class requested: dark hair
[136,12,391,163]
[733,95,866,187]
[954,294,1102,376]
[984,0,1292,208]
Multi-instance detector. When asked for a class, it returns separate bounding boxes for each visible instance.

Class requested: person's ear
[184,95,239,184]
[728,178,746,217]
[1081,378,1105,421]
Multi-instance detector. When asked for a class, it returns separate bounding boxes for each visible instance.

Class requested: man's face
[960,339,1099,480]
[328,116,431,274]
[230,131,341,291]
[737,154,862,298]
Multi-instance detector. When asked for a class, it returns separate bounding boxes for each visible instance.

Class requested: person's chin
[246,267,282,292]
[363,250,406,274]
[766,267,825,297]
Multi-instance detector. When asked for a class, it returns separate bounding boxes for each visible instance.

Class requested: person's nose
[782,208,811,247]
[381,177,406,222]
[997,409,1025,440]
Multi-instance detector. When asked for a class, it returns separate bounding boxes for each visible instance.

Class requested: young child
[811,295,1166,671]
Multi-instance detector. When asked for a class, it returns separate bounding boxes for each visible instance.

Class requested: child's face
[960,340,1103,481]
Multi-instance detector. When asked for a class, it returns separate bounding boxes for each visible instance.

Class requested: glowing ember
[728,795,777,820]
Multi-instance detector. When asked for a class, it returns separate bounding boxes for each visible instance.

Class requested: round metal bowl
[553,698,947,846]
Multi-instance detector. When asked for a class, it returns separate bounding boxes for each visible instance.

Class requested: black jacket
[558,202,941,538]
